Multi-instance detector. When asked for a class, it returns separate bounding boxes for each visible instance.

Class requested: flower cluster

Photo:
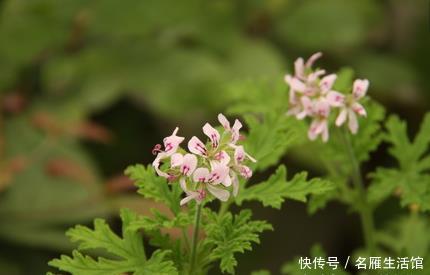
[284,52,369,142]
[152,114,256,206]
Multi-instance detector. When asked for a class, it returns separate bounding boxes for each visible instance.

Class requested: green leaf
[350,100,386,163]
[307,100,385,212]
[125,164,182,214]
[322,100,386,169]
[48,209,177,275]
[369,113,430,210]
[236,165,335,209]
[226,79,307,172]
[332,67,355,92]
[376,214,430,257]
[128,209,192,232]
[204,210,273,274]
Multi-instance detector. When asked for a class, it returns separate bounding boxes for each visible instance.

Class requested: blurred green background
[0,0,429,274]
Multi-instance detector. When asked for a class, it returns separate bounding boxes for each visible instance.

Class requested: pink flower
[319,74,337,95]
[294,52,323,80]
[188,121,222,156]
[193,164,229,186]
[179,178,208,206]
[171,153,198,176]
[308,100,330,142]
[213,150,231,166]
[285,52,370,142]
[152,114,256,205]
[152,127,185,178]
[326,91,345,107]
[218,113,242,144]
[203,123,220,149]
[228,145,256,196]
[161,127,185,156]
[287,95,313,120]
[335,79,369,134]
[178,164,231,204]
[284,52,338,121]
[188,136,208,157]
[233,145,257,164]
[152,153,169,178]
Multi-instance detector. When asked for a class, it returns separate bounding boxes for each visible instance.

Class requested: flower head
[284,53,370,141]
[334,79,369,134]
[152,114,256,205]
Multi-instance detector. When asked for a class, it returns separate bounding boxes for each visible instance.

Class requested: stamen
[167,174,177,182]
[182,166,189,175]
[152,144,162,155]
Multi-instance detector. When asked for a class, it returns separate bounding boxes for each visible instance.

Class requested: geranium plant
[47,53,430,274]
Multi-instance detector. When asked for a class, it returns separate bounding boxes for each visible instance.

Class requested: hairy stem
[189,203,202,273]
[341,128,376,254]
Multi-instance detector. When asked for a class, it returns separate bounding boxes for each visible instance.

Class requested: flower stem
[340,128,376,254]
[189,203,202,273]
[218,200,232,217]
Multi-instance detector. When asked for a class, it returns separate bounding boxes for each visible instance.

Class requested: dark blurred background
[0,0,429,274]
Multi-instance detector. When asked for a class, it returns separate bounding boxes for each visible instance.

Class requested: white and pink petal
[181,154,198,176]
[163,127,185,155]
[188,136,207,156]
[207,184,230,202]
[326,91,345,107]
[319,74,337,93]
[193,167,209,183]
[353,79,369,99]
[203,123,220,148]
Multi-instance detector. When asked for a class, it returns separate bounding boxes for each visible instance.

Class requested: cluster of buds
[152,114,256,206]
[284,52,369,142]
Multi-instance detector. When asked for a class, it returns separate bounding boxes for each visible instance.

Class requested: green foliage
[281,245,349,275]
[354,54,418,97]
[307,99,386,213]
[203,210,273,274]
[321,99,386,171]
[376,214,430,257]
[227,79,307,172]
[369,113,430,210]
[302,67,386,171]
[237,165,335,209]
[125,164,182,214]
[128,209,192,232]
[276,0,382,51]
[48,208,177,275]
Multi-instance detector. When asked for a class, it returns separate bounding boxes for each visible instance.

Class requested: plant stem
[340,128,376,254]
[218,200,232,217]
[189,203,202,274]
